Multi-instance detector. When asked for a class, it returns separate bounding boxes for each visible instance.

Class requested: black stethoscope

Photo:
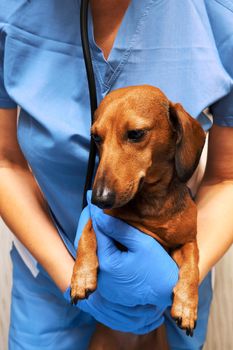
[80,0,98,208]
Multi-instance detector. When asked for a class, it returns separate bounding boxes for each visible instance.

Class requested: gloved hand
[75,191,179,307]
[65,191,179,334]
[64,287,165,334]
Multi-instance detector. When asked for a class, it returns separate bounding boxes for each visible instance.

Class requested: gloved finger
[86,190,102,217]
[86,190,92,203]
[74,205,90,249]
[92,209,160,252]
[94,228,119,256]
[94,229,127,271]
[87,189,156,252]
[78,291,165,333]
[80,291,161,319]
[65,286,165,329]
[87,190,167,255]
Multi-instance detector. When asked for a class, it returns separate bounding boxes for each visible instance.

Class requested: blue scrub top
[1,0,233,245]
[0,1,233,348]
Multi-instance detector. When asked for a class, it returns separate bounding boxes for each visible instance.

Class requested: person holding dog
[0,1,233,349]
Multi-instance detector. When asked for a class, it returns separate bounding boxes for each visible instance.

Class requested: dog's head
[91,85,205,209]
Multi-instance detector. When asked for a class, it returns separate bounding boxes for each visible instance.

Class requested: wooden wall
[0,220,232,349]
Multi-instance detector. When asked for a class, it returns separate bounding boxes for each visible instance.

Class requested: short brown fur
[71,85,206,349]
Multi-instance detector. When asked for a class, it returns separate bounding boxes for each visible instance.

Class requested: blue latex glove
[75,191,179,308]
[65,191,179,334]
[64,286,164,334]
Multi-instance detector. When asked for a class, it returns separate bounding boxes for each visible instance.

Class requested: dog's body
[71,85,206,349]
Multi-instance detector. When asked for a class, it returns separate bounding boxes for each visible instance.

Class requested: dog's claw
[186,327,194,337]
[174,315,196,336]
[175,317,182,328]
[69,290,76,305]
[70,286,95,304]
[71,296,79,306]
[85,289,94,299]
[171,286,198,336]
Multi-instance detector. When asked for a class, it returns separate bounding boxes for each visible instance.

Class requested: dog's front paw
[70,255,98,305]
[171,283,198,337]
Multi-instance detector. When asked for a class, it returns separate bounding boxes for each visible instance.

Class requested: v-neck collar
[88,0,156,93]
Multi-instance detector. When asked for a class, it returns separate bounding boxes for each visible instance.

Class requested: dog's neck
[129,168,188,219]
[106,165,189,223]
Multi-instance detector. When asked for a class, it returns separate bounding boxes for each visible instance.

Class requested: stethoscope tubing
[80,0,97,208]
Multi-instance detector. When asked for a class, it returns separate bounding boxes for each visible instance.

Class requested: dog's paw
[70,257,98,305]
[171,285,198,337]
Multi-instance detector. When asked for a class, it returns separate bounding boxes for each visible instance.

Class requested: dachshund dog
[70,85,206,349]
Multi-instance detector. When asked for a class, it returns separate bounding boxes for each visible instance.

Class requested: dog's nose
[91,187,116,209]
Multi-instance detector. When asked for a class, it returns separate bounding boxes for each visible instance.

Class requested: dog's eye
[91,133,102,145]
[127,129,146,142]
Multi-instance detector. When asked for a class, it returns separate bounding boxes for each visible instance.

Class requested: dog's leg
[70,218,98,303]
[171,240,199,336]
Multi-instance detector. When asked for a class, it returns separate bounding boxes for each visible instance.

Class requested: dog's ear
[169,102,206,182]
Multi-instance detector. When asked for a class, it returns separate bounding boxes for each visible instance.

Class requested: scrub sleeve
[0,33,16,108]
[205,0,233,127]
[0,1,233,349]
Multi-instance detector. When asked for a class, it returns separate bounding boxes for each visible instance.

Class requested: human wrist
[58,257,74,293]
[197,237,213,284]
[44,250,74,293]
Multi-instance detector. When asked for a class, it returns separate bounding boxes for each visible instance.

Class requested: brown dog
[70,85,206,348]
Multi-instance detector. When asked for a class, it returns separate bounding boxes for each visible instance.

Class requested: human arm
[196,124,233,283]
[197,0,233,281]
[0,109,172,335]
[0,108,75,292]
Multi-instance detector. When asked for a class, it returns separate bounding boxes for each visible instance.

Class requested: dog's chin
[111,177,145,209]
[109,191,134,209]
